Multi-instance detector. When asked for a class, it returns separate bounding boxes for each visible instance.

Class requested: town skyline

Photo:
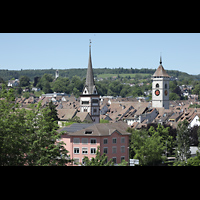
[0,33,200,75]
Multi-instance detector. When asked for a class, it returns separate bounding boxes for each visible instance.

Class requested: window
[91,148,96,154]
[103,138,108,144]
[93,108,97,113]
[82,138,88,144]
[85,130,93,134]
[165,83,167,89]
[156,83,159,88]
[112,138,117,144]
[112,157,117,164]
[74,147,79,154]
[104,147,108,154]
[92,99,98,103]
[90,139,96,144]
[84,108,87,112]
[121,146,125,153]
[121,137,125,143]
[74,158,79,165]
[121,156,125,162]
[82,101,89,105]
[73,138,80,144]
[112,146,117,154]
[82,147,88,154]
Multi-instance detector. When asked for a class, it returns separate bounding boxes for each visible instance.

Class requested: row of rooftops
[14,88,200,129]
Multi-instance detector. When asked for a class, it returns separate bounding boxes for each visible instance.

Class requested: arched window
[156,83,159,88]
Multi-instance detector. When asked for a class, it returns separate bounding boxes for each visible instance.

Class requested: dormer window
[84,90,87,94]
[85,130,93,134]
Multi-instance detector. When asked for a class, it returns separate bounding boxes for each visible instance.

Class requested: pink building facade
[60,122,131,165]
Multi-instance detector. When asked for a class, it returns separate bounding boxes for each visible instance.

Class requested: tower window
[156,83,159,88]
[82,101,89,105]
[92,99,98,103]
[165,83,167,89]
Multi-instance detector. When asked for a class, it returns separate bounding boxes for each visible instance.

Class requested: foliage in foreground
[128,124,174,166]
[0,85,72,166]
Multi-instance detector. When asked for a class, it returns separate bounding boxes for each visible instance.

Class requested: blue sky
[0,33,200,75]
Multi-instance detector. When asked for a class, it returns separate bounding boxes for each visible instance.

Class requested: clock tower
[152,57,170,109]
[80,40,100,123]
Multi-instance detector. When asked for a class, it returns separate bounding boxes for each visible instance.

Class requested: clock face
[165,90,168,96]
[155,90,160,96]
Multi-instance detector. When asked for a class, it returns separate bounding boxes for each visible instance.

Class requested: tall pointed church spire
[84,39,96,94]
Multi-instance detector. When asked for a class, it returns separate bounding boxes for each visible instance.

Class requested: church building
[80,41,100,123]
[152,57,170,109]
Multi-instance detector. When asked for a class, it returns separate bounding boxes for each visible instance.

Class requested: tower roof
[84,41,97,94]
[152,57,170,78]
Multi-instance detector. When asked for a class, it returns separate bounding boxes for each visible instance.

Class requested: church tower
[80,40,100,123]
[152,57,170,109]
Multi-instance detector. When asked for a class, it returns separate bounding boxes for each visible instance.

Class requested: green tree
[52,77,70,93]
[148,124,174,157]
[169,92,180,100]
[192,83,200,95]
[174,120,191,163]
[19,75,30,87]
[0,85,72,166]
[82,146,114,166]
[33,76,41,87]
[185,152,200,166]
[42,80,53,94]
[128,127,166,166]
[46,101,59,129]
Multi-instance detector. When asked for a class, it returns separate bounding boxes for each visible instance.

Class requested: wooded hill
[0,67,199,82]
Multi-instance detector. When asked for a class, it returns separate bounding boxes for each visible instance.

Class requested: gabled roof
[57,109,77,120]
[76,112,93,122]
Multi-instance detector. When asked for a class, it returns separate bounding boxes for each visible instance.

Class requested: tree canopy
[0,84,72,166]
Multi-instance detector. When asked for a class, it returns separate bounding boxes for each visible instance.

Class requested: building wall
[80,96,100,123]
[152,77,169,109]
[100,131,129,164]
[189,115,200,128]
[61,132,129,165]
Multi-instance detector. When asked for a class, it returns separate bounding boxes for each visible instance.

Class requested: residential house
[57,109,77,126]
[188,114,200,128]
[8,79,19,87]
[32,87,40,92]
[59,122,131,165]
[126,107,158,126]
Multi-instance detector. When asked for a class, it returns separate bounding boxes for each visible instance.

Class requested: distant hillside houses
[8,79,19,87]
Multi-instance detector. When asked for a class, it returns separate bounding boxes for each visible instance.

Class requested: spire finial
[160,52,162,65]
[89,39,92,47]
